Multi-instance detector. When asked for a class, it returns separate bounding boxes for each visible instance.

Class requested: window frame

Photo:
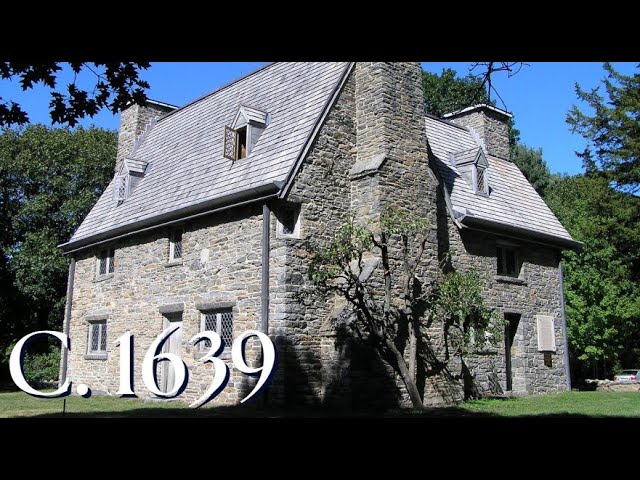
[169,230,183,262]
[236,125,247,160]
[473,163,489,195]
[276,205,302,239]
[113,172,131,202]
[224,125,249,161]
[97,248,115,277]
[496,245,520,278]
[199,309,234,352]
[87,319,108,358]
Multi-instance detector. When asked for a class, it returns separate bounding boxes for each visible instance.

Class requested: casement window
[223,106,268,161]
[87,320,107,356]
[200,309,234,350]
[113,158,148,204]
[475,163,488,194]
[169,230,183,262]
[276,205,301,239]
[496,246,519,277]
[113,173,131,202]
[224,126,247,161]
[97,248,115,276]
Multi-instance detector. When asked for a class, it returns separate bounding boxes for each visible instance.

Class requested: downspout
[261,203,270,334]
[558,260,571,390]
[59,257,75,388]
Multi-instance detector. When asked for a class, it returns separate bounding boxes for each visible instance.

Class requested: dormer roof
[425,114,580,249]
[232,105,268,129]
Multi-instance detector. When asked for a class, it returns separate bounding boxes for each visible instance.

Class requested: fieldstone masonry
[65,62,569,409]
[115,100,176,174]
[445,105,512,160]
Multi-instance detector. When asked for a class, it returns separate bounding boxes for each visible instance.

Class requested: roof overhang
[59,181,283,254]
[459,214,583,250]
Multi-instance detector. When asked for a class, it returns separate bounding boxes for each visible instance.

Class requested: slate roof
[425,114,579,248]
[63,62,577,252]
[63,62,350,251]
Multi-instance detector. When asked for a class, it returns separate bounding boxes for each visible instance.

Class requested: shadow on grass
[0,382,19,393]
[24,403,611,419]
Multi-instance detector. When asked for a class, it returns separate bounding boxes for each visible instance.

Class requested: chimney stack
[115,99,176,173]
[351,62,437,225]
[443,104,512,160]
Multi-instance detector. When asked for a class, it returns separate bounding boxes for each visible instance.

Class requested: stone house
[59,62,579,408]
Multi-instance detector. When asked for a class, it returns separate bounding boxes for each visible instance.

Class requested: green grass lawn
[463,391,640,417]
[0,390,638,418]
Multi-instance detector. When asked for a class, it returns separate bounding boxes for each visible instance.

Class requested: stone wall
[281,62,444,409]
[440,214,568,396]
[446,106,511,160]
[269,69,358,407]
[116,101,175,174]
[67,62,568,410]
[67,205,264,405]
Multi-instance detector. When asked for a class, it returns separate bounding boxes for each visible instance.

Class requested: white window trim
[276,206,302,239]
[87,320,107,356]
[169,231,183,262]
[113,172,131,202]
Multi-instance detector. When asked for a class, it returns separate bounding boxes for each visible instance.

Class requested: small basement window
[200,309,234,350]
[169,230,183,262]
[97,248,115,276]
[497,246,519,277]
[87,319,107,356]
[277,205,301,239]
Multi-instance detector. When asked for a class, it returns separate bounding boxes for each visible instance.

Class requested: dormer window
[113,157,148,203]
[475,163,488,194]
[452,147,490,196]
[113,173,130,202]
[224,105,268,161]
[236,126,247,160]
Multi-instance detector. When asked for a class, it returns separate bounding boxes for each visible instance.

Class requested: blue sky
[1,62,636,175]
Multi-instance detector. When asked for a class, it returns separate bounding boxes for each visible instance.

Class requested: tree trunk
[384,336,424,409]
[409,322,417,381]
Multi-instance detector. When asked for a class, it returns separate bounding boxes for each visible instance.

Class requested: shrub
[22,348,61,384]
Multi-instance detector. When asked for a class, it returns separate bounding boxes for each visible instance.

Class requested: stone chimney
[351,62,436,223]
[115,99,176,173]
[443,104,512,160]
[354,62,427,165]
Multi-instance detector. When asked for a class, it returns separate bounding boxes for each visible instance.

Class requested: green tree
[422,68,521,155]
[307,208,500,408]
[545,174,640,380]
[0,62,150,127]
[423,68,489,118]
[567,62,640,193]
[511,144,554,195]
[0,125,116,359]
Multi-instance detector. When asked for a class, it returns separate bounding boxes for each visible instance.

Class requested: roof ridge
[156,62,275,123]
